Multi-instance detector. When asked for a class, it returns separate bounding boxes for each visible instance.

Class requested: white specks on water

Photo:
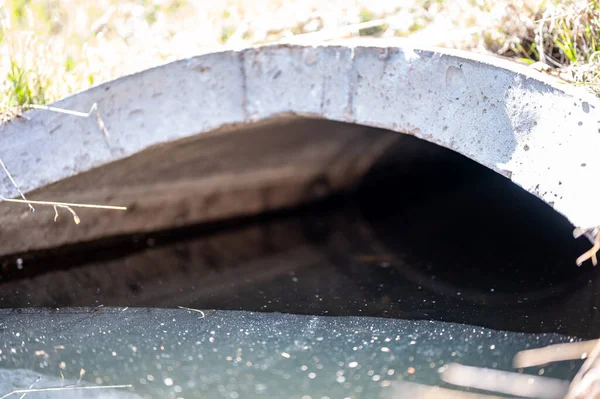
[255,383,267,393]
[0,309,585,399]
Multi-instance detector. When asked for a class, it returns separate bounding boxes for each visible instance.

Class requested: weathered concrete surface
[0,118,397,256]
[1,43,599,253]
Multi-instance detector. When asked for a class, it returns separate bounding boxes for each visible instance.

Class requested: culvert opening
[0,116,597,396]
[0,116,596,333]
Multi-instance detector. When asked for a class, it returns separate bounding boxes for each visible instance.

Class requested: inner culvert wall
[0,117,399,255]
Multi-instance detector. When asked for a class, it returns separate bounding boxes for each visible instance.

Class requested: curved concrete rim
[1,42,599,238]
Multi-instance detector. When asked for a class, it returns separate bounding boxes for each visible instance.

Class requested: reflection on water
[0,134,597,339]
[0,200,597,337]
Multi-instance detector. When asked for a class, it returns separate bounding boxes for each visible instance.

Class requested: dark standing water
[0,133,597,398]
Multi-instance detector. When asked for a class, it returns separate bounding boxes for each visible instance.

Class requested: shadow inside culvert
[0,120,597,338]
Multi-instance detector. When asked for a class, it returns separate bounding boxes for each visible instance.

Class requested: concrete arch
[1,43,599,255]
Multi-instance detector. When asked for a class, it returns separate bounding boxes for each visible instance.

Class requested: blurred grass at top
[0,0,599,112]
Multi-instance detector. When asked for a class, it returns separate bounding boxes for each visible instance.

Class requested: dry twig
[576,228,600,266]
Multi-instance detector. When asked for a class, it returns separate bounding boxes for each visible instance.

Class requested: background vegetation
[0,0,599,117]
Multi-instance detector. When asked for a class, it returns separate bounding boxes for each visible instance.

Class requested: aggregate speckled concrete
[1,43,599,248]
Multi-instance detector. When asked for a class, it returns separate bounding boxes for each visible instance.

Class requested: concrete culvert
[0,43,600,398]
[0,43,599,262]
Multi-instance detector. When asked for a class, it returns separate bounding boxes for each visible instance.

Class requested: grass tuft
[6,59,48,106]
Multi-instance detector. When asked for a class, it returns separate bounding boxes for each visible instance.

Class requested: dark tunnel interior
[0,118,597,338]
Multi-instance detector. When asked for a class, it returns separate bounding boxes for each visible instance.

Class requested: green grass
[5,59,48,107]
[358,8,388,36]
[556,21,579,64]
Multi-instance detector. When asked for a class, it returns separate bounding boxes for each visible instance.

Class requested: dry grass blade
[0,384,133,399]
[17,376,41,399]
[0,196,127,224]
[177,306,206,317]
[27,103,110,139]
[0,197,127,211]
[0,157,34,212]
